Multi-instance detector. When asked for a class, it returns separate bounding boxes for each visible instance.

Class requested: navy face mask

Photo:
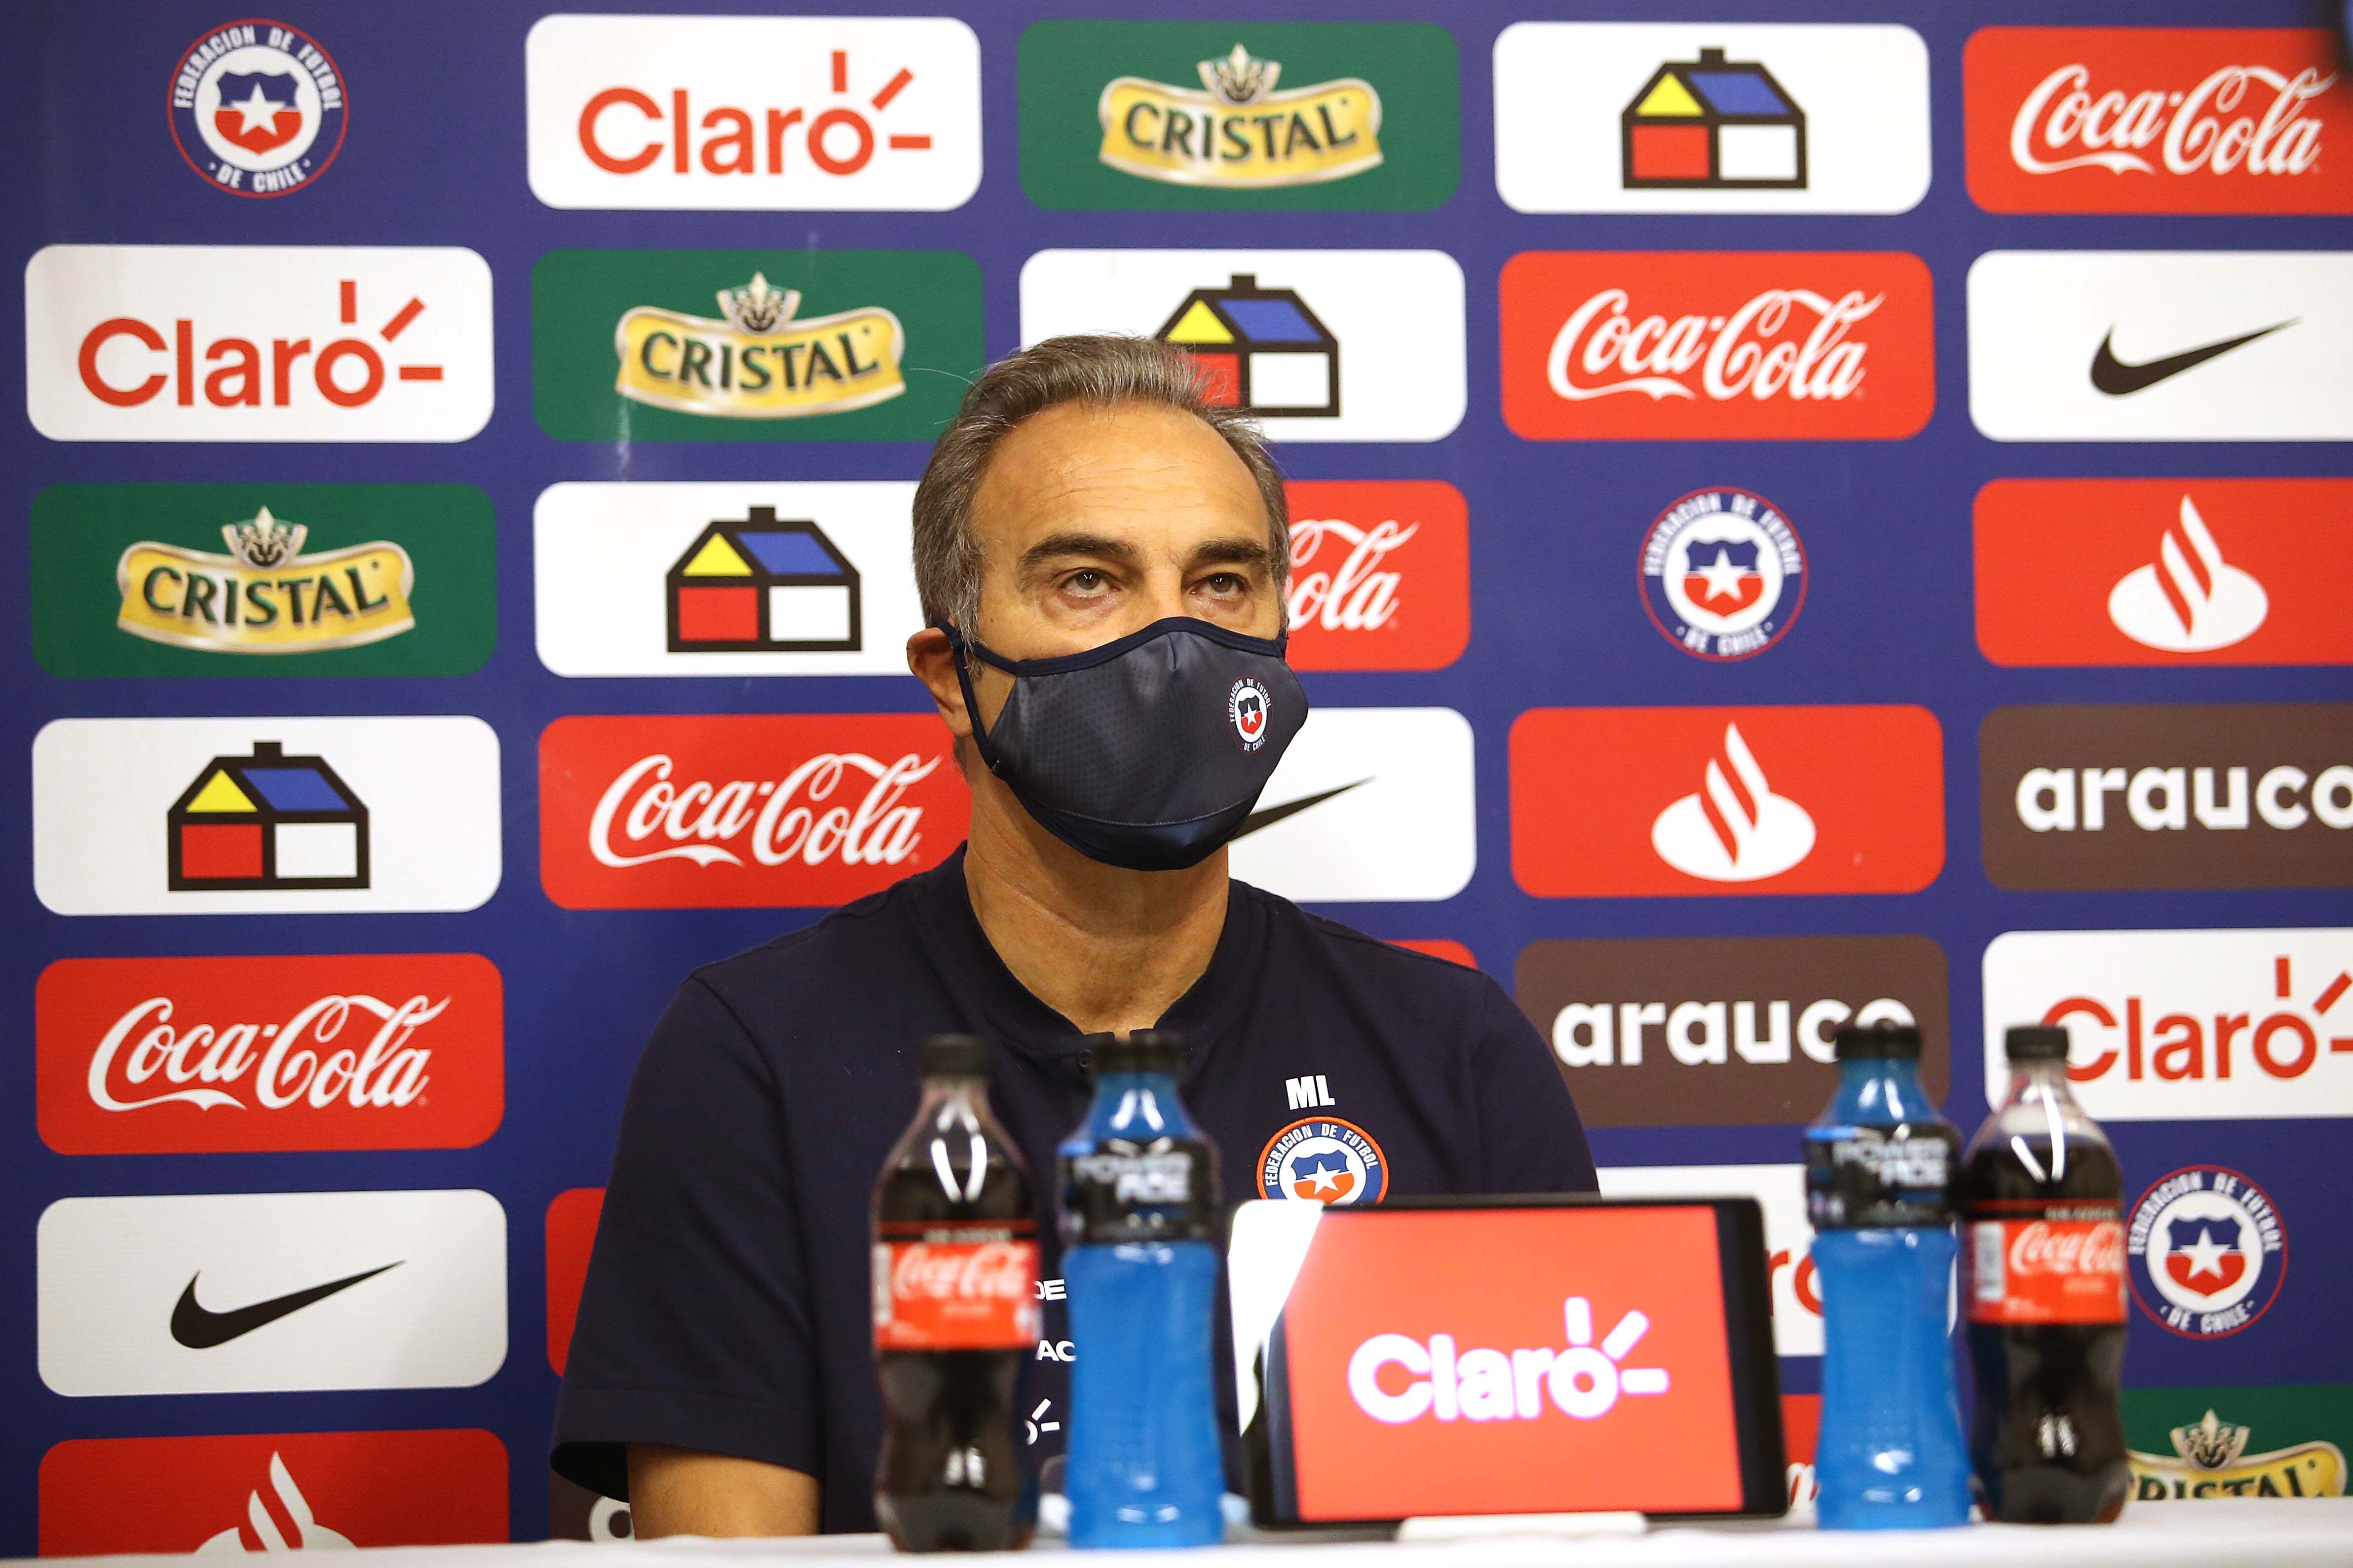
[942,616,1308,871]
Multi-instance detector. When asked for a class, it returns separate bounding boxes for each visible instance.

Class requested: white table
[28,1499,2353,1567]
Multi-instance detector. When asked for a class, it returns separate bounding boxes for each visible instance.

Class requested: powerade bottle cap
[1089,1030,1185,1075]
[2003,1024,2071,1062]
[1832,1020,1923,1060]
[919,1034,990,1078]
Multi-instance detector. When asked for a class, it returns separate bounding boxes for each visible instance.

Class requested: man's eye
[1065,570,1107,594]
[1202,573,1245,595]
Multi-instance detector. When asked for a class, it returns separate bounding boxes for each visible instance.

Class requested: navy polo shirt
[551,847,1595,1532]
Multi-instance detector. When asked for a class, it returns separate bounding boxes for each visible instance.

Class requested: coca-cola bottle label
[1804,1124,1960,1229]
[871,1221,1041,1351]
[1964,1208,2128,1325]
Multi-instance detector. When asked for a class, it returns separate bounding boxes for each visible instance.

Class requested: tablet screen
[1236,1200,1773,1523]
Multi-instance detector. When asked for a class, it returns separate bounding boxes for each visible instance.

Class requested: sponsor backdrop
[5,0,2350,1552]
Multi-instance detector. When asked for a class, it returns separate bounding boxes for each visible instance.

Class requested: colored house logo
[666,508,862,653]
[1156,274,1338,418]
[167,740,370,891]
[1622,47,1806,190]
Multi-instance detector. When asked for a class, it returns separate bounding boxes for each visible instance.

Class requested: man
[552,336,1596,1536]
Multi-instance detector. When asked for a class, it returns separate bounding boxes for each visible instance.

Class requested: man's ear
[907,628,973,740]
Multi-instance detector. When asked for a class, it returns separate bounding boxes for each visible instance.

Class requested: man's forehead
[972,403,1265,553]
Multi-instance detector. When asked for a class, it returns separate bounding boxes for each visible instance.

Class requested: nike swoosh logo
[1238,779,1370,839]
[2090,320,2296,396]
[170,1262,402,1349]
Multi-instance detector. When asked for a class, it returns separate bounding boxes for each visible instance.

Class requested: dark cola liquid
[873,1117,1038,1551]
[1961,1134,2130,1525]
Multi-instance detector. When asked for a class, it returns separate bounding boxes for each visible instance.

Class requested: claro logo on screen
[37,953,502,1155]
[1498,251,1934,441]
[1348,1295,1671,1424]
[1966,28,2353,214]
[538,713,967,908]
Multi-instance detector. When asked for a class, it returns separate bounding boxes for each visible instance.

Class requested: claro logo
[1498,251,1934,441]
[26,246,493,443]
[539,713,967,909]
[1516,935,1949,1128]
[1966,27,2353,214]
[1982,703,2353,890]
[1348,1296,1670,1424]
[1984,927,2353,1121]
[37,954,502,1155]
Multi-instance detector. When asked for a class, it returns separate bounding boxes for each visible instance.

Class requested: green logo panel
[1020,20,1458,211]
[32,484,495,678]
[532,249,983,443]
[2123,1384,2353,1500]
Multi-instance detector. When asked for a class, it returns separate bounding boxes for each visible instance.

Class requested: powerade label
[871,1222,1040,1350]
[1059,1139,1218,1246]
[1805,1123,1959,1229]
[1965,1209,2128,1326]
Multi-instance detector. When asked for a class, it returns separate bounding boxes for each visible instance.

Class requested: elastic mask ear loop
[939,624,1010,778]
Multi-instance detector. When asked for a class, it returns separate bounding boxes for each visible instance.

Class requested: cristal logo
[1287,517,1411,632]
[79,279,442,412]
[2010,62,2330,179]
[588,751,935,869]
[1546,287,1877,404]
[1651,723,1816,882]
[2009,1220,2127,1278]
[197,1454,350,1555]
[888,1241,1031,1303]
[2107,495,2268,652]
[2044,952,2352,1085]
[578,50,931,180]
[1347,1296,1670,1425]
[87,993,444,1114]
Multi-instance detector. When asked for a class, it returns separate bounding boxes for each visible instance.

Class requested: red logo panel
[1284,482,1470,672]
[1966,28,2353,214]
[40,1431,508,1555]
[1975,479,2353,668]
[1511,706,1944,897]
[1498,252,1935,442]
[547,1187,605,1376]
[36,954,502,1154]
[540,713,968,909]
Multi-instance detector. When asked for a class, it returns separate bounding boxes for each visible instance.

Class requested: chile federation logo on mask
[2127,1166,2288,1340]
[169,22,348,198]
[1229,676,1274,752]
[1640,488,1806,662]
[1259,1117,1388,1205]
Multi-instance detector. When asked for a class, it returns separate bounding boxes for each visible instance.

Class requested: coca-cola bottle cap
[1833,1020,1922,1060]
[1089,1030,1185,1075]
[2003,1025,2070,1062]
[919,1034,990,1078]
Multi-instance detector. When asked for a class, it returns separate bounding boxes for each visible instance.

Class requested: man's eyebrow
[1017,531,1142,574]
[1189,536,1273,570]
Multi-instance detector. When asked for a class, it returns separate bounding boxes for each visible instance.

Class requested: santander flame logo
[2009,62,2330,179]
[88,993,444,1114]
[196,1454,353,1555]
[1347,1296,1670,1426]
[2107,495,2269,653]
[588,750,936,869]
[1546,288,1878,405]
[1651,723,1816,883]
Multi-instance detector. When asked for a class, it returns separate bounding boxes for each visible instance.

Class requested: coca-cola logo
[1967,28,2353,215]
[890,1241,1032,1303]
[1546,288,1877,405]
[88,993,443,1113]
[540,714,967,909]
[37,954,502,1155]
[588,750,937,869]
[1499,252,1934,441]
[2009,1219,2127,1277]
[1281,482,1470,672]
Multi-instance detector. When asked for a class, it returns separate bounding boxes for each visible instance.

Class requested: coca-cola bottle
[872,1036,1040,1551]
[1960,1025,2130,1524]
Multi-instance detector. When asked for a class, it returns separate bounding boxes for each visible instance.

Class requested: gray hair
[911,335,1289,634]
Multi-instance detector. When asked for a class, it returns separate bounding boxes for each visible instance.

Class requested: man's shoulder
[1237,880,1496,1010]
[685,867,936,1011]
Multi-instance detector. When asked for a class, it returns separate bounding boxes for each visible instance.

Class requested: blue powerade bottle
[1803,1020,1971,1530]
[1058,1031,1225,1548]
